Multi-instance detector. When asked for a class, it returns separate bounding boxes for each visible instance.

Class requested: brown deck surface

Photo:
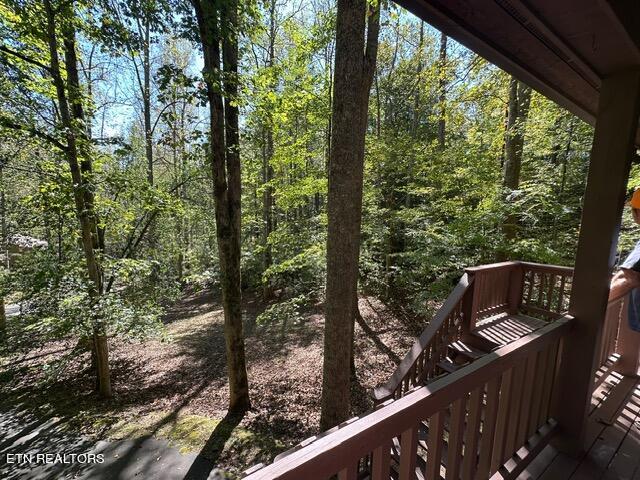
[473,314,547,347]
[518,373,640,480]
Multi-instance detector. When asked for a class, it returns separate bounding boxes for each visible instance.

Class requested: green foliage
[262,243,325,297]
[0,0,602,396]
[256,295,307,327]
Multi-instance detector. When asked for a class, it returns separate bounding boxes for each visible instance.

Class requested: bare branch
[0,115,67,151]
[0,45,51,73]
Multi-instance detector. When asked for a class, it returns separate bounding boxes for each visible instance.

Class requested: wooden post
[554,70,640,454]
[507,262,524,314]
[462,272,477,334]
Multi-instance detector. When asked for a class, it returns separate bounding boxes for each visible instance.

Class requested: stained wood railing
[244,318,572,480]
[372,273,473,403]
[519,262,573,321]
[596,292,640,383]
[374,261,573,404]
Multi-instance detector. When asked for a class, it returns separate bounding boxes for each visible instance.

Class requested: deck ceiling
[397,0,640,145]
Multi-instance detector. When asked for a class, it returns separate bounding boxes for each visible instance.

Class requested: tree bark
[412,22,424,136]
[0,165,6,336]
[44,0,111,397]
[320,0,379,431]
[437,32,447,149]
[501,76,532,255]
[192,0,250,413]
[262,0,276,300]
[143,18,153,186]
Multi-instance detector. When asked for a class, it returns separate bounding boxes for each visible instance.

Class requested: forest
[0,0,637,478]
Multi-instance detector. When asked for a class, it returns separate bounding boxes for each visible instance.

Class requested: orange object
[631,190,640,209]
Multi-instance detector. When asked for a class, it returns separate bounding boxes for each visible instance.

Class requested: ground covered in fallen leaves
[0,289,431,477]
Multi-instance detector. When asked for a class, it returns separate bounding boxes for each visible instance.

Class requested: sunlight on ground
[106,410,284,462]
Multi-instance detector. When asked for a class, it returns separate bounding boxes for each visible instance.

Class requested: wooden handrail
[373,261,574,404]
[518,261,573,275]
[245,317,573,480]
[372,273,473,403]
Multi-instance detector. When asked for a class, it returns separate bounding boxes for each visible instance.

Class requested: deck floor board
[521,375,640,480]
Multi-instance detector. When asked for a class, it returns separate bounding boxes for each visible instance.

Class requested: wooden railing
[244,318,572,480]
[519,262,573,321]
[372,273,472,403]
[596,292,640,383]
[374,261,573,404]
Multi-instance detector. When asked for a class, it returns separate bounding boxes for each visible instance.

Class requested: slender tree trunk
[193,0,250,413]
[500,76,532,256]
[412,22,424,136]
[0,166,5,336]
[143,19,153,186]
[262,0,277,300]
[559,117,576,195]
[44,0,111,397]
[321,0,379,431]
[437,32,447,149]
[374,71,381,138]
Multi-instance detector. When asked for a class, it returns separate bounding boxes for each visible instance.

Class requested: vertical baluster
[461,386,484,480]
[477,272,485,317]
[487,270,495,312]
[476,378,501,479]
[525,270,534,308]
[399,425,419,480]
[537,273,545,309]
[371,441,391,480]
[425,410,445,480]
[503,359,526,460]
[539,339,560,425]
[504,268,509,307]
[490,368,514,473]
[528,349,548,436]
[557,275,567,313]
[516,353,538,447]
[446,395,467,480]
[504,268,511,307]
[339,463,358,480]
[546,274,556,314]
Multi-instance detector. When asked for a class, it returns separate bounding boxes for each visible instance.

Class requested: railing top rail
[464,261,520,273]
[373,272,473,401]
[464,261,573,275]
[519,261,574,274]
[245,316,573,480]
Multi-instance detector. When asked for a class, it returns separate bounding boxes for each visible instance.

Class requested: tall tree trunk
[559,117,576,196]
[44,0,111,397]
[143,18,153,186]
[412,22,424,136]
[437,32,447,149]
[320,0,379,431]
[193,0,250,413]
[0,165,5,336]
[500,76,532,257]
[262,0,276,300]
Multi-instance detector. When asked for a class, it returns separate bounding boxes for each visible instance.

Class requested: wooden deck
[519,373,640,480]
[473,313,547,348]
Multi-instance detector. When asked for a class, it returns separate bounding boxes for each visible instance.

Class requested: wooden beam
[554,69,640,455]
[395,0,597,125]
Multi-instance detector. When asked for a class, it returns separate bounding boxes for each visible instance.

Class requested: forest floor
[0,289,429,478]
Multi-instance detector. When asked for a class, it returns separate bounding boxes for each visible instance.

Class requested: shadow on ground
[0,289,418,477]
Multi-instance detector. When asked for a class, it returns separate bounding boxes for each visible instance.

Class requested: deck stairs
[243,262,578,479]
[247,313,550,479]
